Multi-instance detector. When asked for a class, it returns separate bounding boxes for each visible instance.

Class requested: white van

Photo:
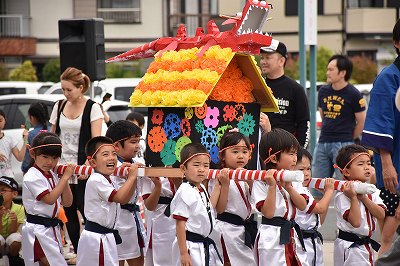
[44,78,141,102]
[0,81,54,95]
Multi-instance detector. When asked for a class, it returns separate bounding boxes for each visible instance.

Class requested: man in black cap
[259,39,310,148]
[0,176,25,265]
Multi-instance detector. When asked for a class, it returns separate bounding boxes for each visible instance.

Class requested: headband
[29,143,62,151]
[218,144,249,154]
[114,135,140,144]
[180,153,211,167]
[263,147,281,165]
[87,144,116,160]
[333,152,371,179]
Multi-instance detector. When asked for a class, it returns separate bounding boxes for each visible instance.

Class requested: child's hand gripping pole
[306,178,377,194]
[207,169,304,182]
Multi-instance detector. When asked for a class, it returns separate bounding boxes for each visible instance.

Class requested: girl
[170,143,223,266]
[0,108,28,177]
[49,67,103,260]
[252,128,307,265]
[212,131,256,266]
[21,102,50,174]
[21,131,75,266]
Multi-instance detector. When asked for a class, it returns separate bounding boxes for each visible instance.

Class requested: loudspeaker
[59,19,106,81]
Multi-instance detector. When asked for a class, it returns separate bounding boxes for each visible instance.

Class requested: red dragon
[106,0,273,62]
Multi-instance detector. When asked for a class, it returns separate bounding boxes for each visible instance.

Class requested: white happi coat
[76,172,120,266]
[114,158,146,260]
[295,188,323,266]
[171,182,222,266]
[333,190,386,266]
[21,167,66,266]
[142,176,176,266]
[252,180,306,266]
[211,180,255,266]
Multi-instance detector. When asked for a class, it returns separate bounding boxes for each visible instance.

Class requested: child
[212,131,255,266]
[252,128,307,265]
[295,148,335,266]
[126,112,146,160]
[0,109,28,177]
[0,176,25,265]
[21,102,50,174]
[170,143,223,266]
[105,120,146,266]
[333,144,386,266]
[21,132,74,266]
[76,136,140,265]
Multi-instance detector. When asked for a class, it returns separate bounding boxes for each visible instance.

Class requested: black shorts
[380,189,399,216]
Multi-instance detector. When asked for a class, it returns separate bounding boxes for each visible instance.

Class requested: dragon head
[233,0,271,35]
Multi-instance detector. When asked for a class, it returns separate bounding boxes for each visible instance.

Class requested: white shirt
[0,133,18,177]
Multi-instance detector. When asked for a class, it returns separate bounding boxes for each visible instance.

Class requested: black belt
[120,203,140,213]
[338,229,380,252]
[85,220,122,245]
[26,213,62,228]
[301,228,323,266]
[262,216,306,251]
[186,231,222,266]
[159,196,173,217]
[217,212,257,248]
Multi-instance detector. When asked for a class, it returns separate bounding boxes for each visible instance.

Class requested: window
[347,0,383,8]
[285,0,324,16]
[115,86,136,101]
[97,0,141,23]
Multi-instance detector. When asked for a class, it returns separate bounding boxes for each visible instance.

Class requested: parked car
[0,81,54,95]
[0,94,133,189]
[44,78,142,102]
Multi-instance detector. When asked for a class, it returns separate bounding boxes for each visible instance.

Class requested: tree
[42,59,61,82]
[350,56,377,84]
[8,60,38,81]
[0,62,8,81]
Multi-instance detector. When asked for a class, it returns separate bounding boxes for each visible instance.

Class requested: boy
[76,136,140,265]
[334,144,386,266]
[295,148,335,266]
[126,112,146,160]
[106,120,146,266]
[0,176,24,265]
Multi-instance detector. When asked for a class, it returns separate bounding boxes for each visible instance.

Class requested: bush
[350,56,377,84]
[106,61,144,78]
[9,60,38,81]
[0,62,8,81]
[42,59,61,82]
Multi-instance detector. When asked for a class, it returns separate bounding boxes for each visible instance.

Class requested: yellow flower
[130,89,143,106]
[141,90,154,106]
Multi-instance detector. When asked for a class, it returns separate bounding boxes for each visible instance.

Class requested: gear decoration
[200,128,218,151]
[175,136,192,162]
[147,126,167,152]
[194,102,208,119]
[209,145,220,164]
[216,125,232,144]
[204,106,220,128]
[235,104,246,121]
[160,139,177,166]
[180,118,191,137]
[151,109,164,125]
[163,113,181,139]
[237,113,256,137]
[223,104,237,122]
[185,107,194,119]
[195,120,205,133]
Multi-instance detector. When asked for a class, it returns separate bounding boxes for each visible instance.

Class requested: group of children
[1,103,385,265]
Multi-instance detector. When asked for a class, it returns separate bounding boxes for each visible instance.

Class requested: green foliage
[350,56,377,84]
[106,61,145,78]
[42,59,61,82]
[0,62,8,81]
[285,58,299,80]
[8,60,38,81]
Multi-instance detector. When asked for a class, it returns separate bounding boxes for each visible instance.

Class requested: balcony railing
[97,8,141,23]
[0,15,23,37]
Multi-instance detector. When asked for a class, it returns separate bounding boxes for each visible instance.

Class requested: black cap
[261,39,288,58]
[0,177,18,191]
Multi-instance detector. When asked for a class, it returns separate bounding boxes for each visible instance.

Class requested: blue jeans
[311,141,354,197]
